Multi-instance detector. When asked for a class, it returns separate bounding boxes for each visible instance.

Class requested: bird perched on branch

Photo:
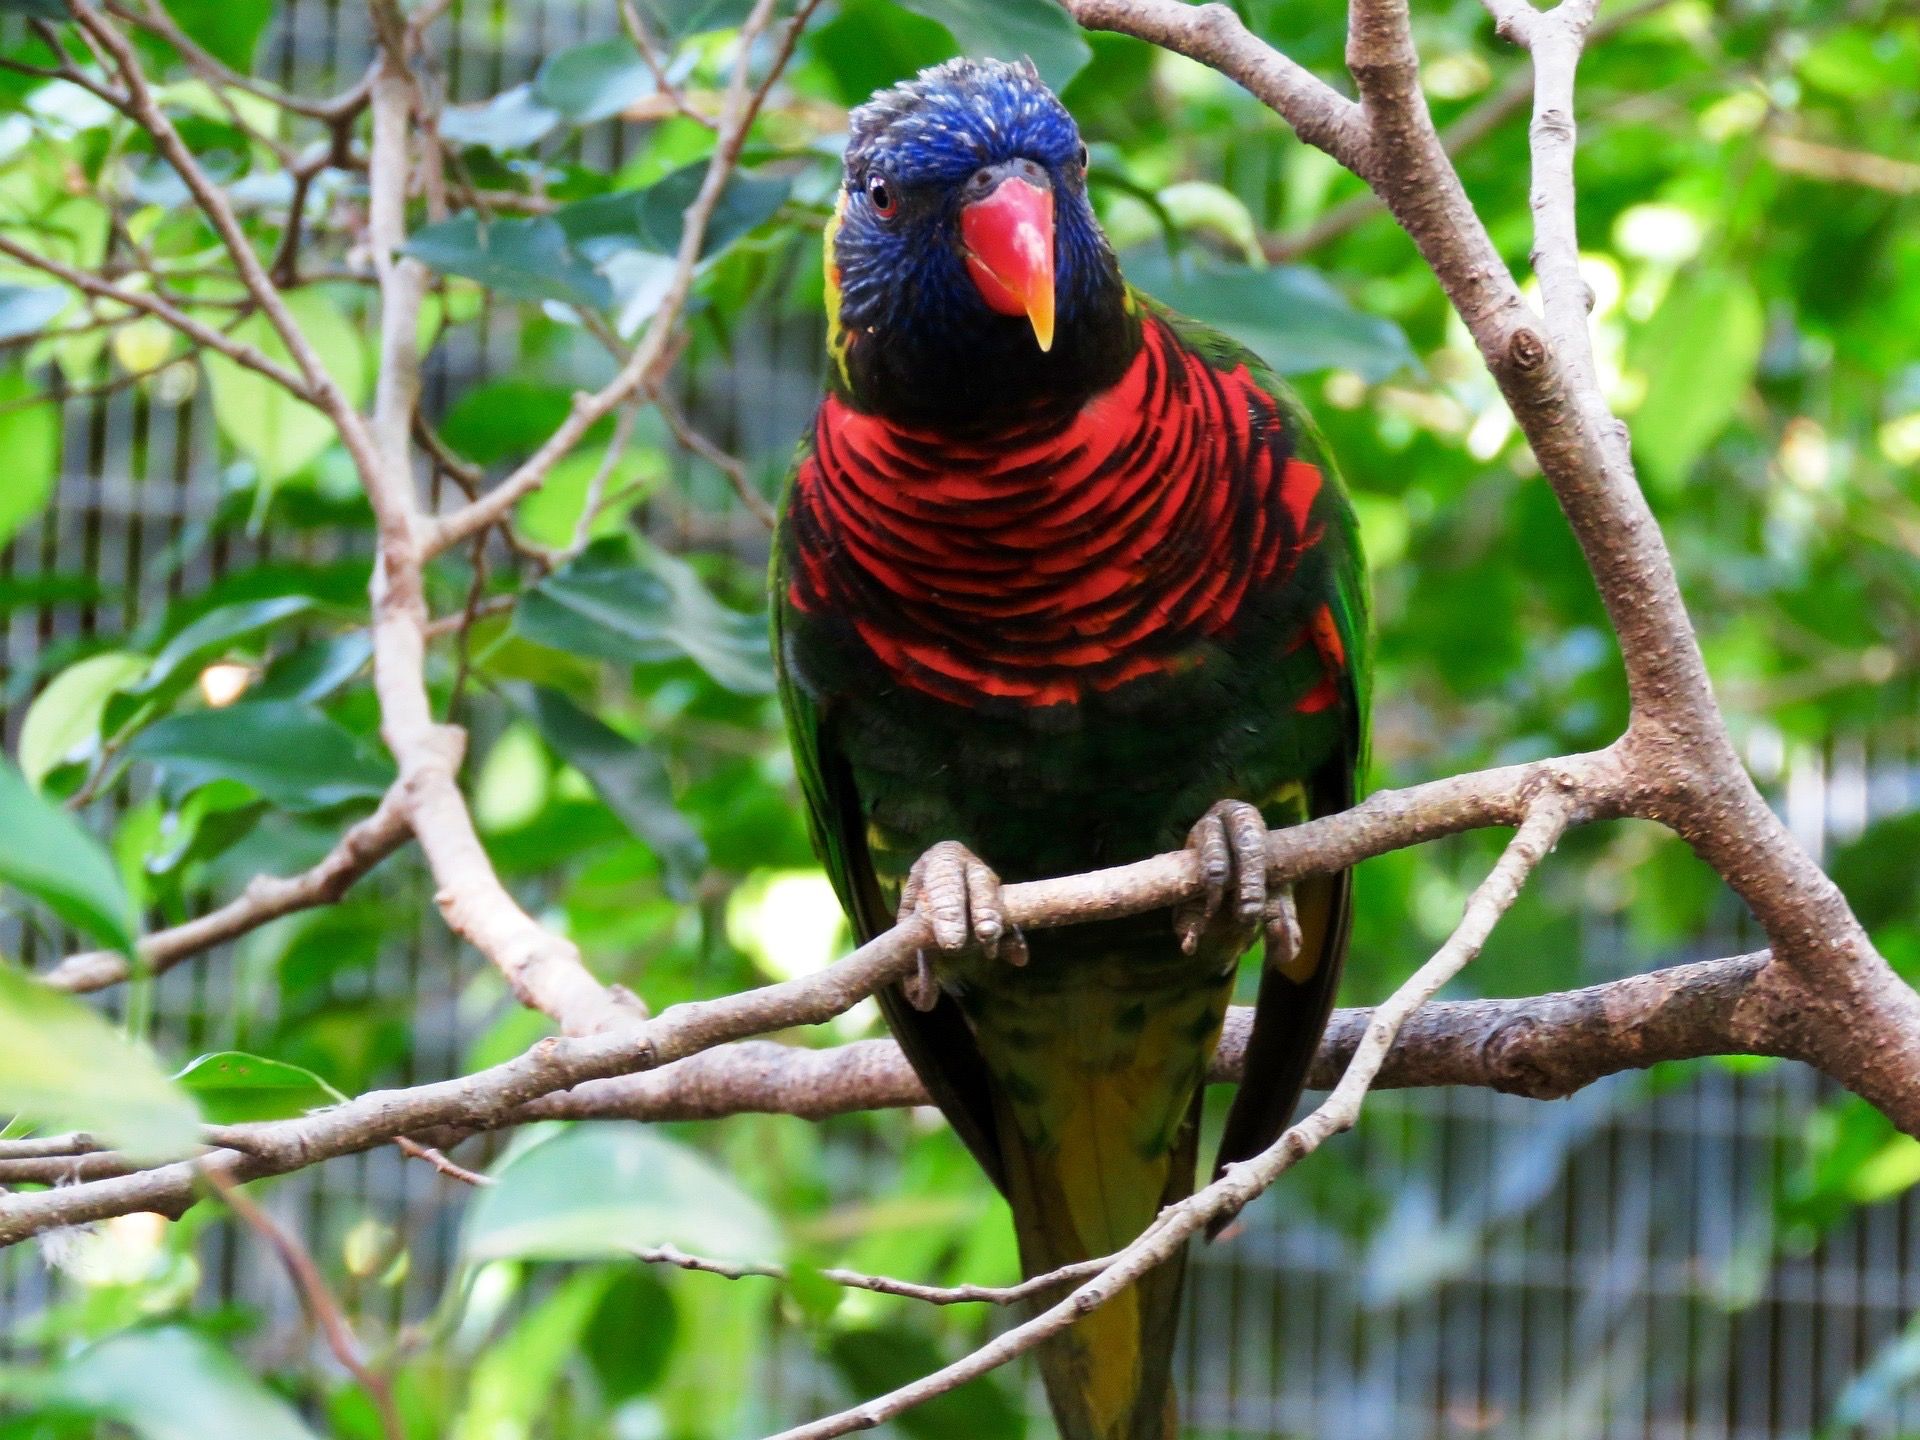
[773,57,1369,1440]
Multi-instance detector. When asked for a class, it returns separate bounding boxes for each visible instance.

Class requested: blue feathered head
[828,59,1133,425]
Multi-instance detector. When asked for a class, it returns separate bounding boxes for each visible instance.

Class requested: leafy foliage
[0,0,1916,1433]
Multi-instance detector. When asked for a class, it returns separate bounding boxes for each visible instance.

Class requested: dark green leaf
[252,631,373,704]
[1127,252,1418,381]
[533,40,656,124]
[404,215,611,309]
[174,1051,345,1124]
[0,962,200,1161]
[514,685,707,898]
[888,0,1089,90]
[0,284,64,341]
[828,1325,1028,1440]
[0,0,67,16]
[463,1123,783,1264]
[130,594,317,697]
[0,757,136,953]
[515,548,774,694]
[127,700,393,812]
[553,165,792,264]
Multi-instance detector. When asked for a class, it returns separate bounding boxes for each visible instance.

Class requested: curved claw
[1175,799,1271,956]
[897,841,1027,1006]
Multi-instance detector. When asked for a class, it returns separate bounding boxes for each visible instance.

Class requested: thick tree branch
[0,757,1604,1246]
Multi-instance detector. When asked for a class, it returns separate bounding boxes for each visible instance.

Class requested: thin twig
[202,1168,405,1440]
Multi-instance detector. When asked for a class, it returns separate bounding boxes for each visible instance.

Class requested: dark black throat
[839,278,1141,434]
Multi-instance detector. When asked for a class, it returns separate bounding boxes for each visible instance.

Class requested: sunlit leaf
[174,1051,345,1124]
[1630,266,1764,491]
[0,372,58,549]
[18,650,145,789]
[0,962,199,1161]
[202,290,368,483]
[463,1123,782,1264]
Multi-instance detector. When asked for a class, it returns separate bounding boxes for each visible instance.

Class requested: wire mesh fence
[4,2,1920,1436]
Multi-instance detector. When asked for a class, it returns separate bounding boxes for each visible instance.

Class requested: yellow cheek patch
[824,190,853,389]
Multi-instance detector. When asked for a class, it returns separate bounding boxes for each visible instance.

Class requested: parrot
[771,58,1370,1440]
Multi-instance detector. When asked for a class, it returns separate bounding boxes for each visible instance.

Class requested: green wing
[770,474,1008,1189]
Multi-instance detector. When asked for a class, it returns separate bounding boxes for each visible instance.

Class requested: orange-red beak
[960,177,1055,352]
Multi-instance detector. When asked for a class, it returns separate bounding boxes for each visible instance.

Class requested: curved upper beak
[960,176,1056,352]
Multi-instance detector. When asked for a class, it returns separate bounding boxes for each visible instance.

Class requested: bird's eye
[866,173,897,218]
[1078,143,1090,172]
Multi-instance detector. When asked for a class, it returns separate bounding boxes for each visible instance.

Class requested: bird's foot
[898,840,1028,1011]
[1175,799,1293,961]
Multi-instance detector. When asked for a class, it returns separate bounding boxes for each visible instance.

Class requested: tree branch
[43,786,412,994]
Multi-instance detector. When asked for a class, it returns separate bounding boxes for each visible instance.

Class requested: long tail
[976,961,1222,1440]
[998,1093,1200,1440]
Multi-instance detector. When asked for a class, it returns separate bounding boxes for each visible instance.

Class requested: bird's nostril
[974,168,992,187]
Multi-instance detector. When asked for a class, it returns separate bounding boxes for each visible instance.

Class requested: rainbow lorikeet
[772,59,1370,1440]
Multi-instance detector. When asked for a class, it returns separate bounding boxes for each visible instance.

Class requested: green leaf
[828,1325,1028,1440]
[458,1268,622,1440]
[533,40,656,124]
[0,962,199,1161]
[0,0,68,16]
[130,594,317,698]
[0,372,59,550]
[174,1050,345,1124]
[553,165,792,264]
[404,215,612,310]
[440,84,562,151]
[1127,252,1418,381]
[463,1123,782,1264]
[202,290,369,483]
[126,700,394,812]
[18,651,146,789]
[1630,266,1765,491]
[515,547,775,694]
[888,0,1090,90]
[0,283,66,341]
[515,685,707,898]
[41,1328,323,1440]
[0,756,137,953]
[253,631,374,704]
[159,0,274,69]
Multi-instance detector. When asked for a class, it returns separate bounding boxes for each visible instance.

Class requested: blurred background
[0,0,1916,1435]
